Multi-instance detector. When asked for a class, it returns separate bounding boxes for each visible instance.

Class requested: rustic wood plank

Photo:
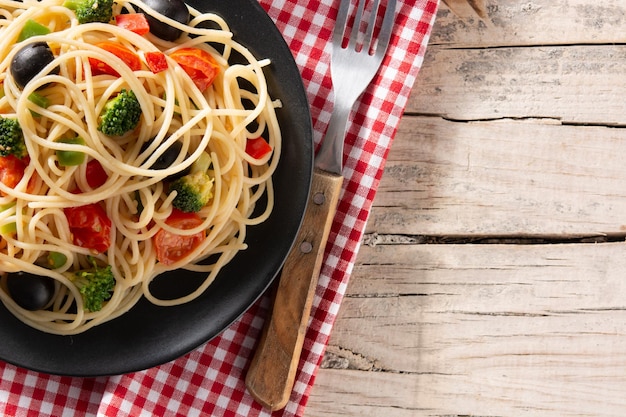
[407,44,626,124]
[434,0,626,47]
[366,116,626,237]
[309,243,626,417]
[330,242,626,373]
[310,366,626,417]
[307,370,422,417]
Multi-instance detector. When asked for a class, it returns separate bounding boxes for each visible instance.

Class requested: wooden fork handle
[442,0,488,19]
[245,169,343,410]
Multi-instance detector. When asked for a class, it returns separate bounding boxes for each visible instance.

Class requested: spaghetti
[0,0,281,334]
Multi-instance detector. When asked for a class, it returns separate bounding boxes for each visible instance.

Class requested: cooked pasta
[0,0,281,334]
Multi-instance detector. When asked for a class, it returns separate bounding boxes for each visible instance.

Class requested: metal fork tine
[348,0,366,50]
[377,0,396,56]
[363,0,380,52]
[333,0,350,47]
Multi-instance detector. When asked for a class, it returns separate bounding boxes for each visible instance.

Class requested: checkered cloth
[0,0,439,415]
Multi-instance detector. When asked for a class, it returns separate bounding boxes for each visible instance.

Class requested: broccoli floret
[71,260,115,312]
[98,89,141,136]
[171,171,214,212]
[0,117,26,158]
[170,151,214,213]
[63,0,114,24]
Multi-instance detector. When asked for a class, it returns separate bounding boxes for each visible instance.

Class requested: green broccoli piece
[71,260,115,312]
[0,117,26,158]
[170,151,214,213]
[98,89,141,136]
[63,0,114,24]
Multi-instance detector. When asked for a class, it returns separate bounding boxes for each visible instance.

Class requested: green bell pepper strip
[56,137,86,166]
[18,19,51,42]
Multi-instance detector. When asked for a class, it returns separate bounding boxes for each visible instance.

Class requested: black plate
[0,0,312,376]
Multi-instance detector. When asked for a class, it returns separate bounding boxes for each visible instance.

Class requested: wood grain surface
[305,1,626,416]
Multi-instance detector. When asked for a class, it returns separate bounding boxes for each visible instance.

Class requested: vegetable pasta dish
[0,0,281,334]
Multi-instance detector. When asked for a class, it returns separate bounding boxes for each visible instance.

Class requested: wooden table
[306,1,626,415]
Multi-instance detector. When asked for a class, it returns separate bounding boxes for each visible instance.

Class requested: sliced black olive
[6,271,55,311]
[10,42,59,89]
[141,139,182,170]
[140,139,189,180]
[141,0,190,41]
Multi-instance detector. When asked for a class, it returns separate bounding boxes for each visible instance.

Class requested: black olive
[141,139,182,170]
[140,139,189,180]
[141,0,190,41]
[10,42,59,89]
[6,271,55,311]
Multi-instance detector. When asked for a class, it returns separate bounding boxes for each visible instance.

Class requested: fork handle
[246,169,343,410]
[315,99,352,174]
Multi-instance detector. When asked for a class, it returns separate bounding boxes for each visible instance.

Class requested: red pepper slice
[153,209,206,265]
[145,51,168,74]
[89,41,142,77]
[169,48,220,92]
[245,137,272,159]
[64,203,112,253]
[115,13,150,36]
[85,159,108,189]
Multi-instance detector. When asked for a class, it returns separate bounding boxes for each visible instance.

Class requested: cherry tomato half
[89,41,142,77]
[169,48,219,92]
[0,155,27,196]
[64,203,112,253]
[154,209,206,265]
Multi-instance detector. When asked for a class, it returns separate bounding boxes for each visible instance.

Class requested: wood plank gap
[363,233,626,246]
[561,120,626,128]
[402,113,564,125]
[406,115,626,129]
[435,42,626,50]
[321,346,438,375]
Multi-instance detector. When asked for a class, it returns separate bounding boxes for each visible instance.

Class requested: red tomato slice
[245,137,272,159]
[85,159,108,189]
[26,170,38,194]
[0,155,27,196]
[89,41,142,77]
[154,209,206,265]
[145,51,168,73]
[169,48,220,92]
[64,203,112,253]
[115,13,150,36]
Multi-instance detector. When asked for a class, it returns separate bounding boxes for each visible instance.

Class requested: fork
[245,0,397,411]
[316,0,397,174]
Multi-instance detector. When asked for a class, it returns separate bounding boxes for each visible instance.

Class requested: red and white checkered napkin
[0,0,439,415]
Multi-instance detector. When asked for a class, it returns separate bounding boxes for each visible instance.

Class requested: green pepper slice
[56,137,86,166]
[18,19,51,42]
[46,251,67,269]
[28,92,51,117]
